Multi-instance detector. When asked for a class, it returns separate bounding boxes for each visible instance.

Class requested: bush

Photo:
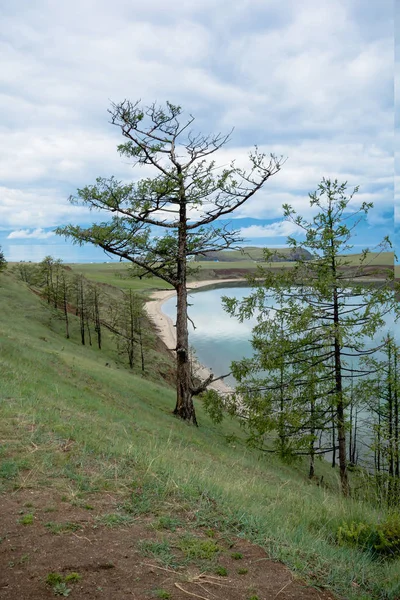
[337,515,400,558]
[374,516,400,557]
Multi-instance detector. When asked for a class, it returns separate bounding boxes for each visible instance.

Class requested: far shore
[144,279,246,395]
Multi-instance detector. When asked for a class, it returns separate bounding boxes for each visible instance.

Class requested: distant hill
[195,246,313,263]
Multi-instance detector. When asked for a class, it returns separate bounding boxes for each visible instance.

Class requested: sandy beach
[145,279,244,395]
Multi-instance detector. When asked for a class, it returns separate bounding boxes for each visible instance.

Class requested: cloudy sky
[0,0,396,263]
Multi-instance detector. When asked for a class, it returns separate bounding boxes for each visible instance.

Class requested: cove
[162,284,398,388]
[162,286,255,387]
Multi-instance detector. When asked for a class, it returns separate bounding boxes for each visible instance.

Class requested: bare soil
[0,490,337,600]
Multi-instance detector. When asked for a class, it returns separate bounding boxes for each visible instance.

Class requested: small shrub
[178,536,220,560]
[238,567,248,575]
[337,521,373,549]
[0,460,19,480]
[46,572,81,595]
[214,565,228,576]
[46,573,64,586]
[231,552,243,560]
[19,514,34,525]
[337,515,400,558]
[375,515,400,557]
[53,582,71,597]
[205,528,216,538]
[64,572,81,583]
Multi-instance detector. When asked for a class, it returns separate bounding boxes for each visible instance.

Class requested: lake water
[163,286,257,387]
[162,285,398,388]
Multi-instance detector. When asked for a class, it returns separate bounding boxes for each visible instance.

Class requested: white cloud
[7,228,55,239]
[210,140,393,221]
[0,186,92,229]
[240,221,302,239]
[0,0,394,247]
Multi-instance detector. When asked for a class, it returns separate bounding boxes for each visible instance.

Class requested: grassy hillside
[67,262,173,292]
[1,271,399,599]
[67,250,395,289]
[338,252,394,267]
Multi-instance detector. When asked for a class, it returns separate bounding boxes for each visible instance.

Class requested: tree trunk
[333,286,349,496]
[394,349,399,479]
[328,215,349,496]
[173,280,197,425]
[94,288,102,350]
[331,405,336,468]
[351,407,358,465]
[173,183,198,425]
[86,314,92,346]
[138,320,145,372]
[309,394,315,479]
[63,281,70,339]
[349,398,353,464]
[128,291,135,369]
[79,279,85,346]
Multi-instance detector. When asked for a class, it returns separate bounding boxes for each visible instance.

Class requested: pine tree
[222,179,395,495]
[57,100,283,424]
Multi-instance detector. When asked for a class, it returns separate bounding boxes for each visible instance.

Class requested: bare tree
[57,100,283,424]
[108,289,145,370]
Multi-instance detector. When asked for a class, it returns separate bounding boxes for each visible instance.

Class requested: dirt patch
[0,490,337,600]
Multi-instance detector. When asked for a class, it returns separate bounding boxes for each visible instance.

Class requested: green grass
[96,513,135,527]
[66,250,395,289]
[1,271,399,599]
[19,514,34,525]
[45,521,83,534]
[177,536,220,560]
[68,262,173,293]
[138,539,176,568]
[338,251,394,267]
[153,590,171,599]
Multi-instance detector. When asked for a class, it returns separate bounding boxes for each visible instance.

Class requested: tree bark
[94,288,102,350]
[173,178,198,425]
[63,279,70,339]
[326,206,349,497]
[173,283,197,423]
[333,286,349,496]
[309,394,315,478]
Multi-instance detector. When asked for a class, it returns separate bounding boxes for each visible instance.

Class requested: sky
[0,0,396,263]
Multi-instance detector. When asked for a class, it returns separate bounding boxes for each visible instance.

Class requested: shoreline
[145,279,245,395]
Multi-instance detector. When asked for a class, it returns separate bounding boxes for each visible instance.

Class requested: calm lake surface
[163,286,255,386]
[162,285,398,388]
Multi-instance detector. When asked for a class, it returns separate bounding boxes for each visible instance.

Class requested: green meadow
[67,250,395,291]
